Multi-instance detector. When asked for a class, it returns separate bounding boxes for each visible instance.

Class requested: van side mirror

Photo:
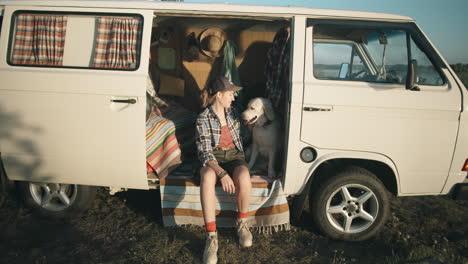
[406,59,420,91]
[339,63,349,79]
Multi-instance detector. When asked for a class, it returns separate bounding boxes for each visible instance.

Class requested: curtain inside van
[92,17,141,69]
[11,14,68,66]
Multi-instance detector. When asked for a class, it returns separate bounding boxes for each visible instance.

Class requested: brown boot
[203,231,218,264]
[237,218,253,248]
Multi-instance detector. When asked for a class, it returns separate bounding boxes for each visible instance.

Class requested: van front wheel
[17,181,97,218]
[310,167,390,241]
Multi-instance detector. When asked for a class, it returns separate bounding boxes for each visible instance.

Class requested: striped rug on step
[160,175,290,234]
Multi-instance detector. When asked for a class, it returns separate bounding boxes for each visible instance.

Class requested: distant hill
[450,63,468,87]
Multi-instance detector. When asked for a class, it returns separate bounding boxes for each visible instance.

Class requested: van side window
[313,24,444,86]
[410,37,444,85]
[8,12,142,70]
[314,42,369,80]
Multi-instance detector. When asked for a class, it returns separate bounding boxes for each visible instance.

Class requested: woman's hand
[220,175,235,194]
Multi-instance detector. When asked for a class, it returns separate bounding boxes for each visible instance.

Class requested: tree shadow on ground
[0,198,98,264]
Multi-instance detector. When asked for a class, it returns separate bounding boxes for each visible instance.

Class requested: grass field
[1,188,467,264]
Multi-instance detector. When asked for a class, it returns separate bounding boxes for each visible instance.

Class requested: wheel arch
[290,151,399,223]
[303,152,400,197]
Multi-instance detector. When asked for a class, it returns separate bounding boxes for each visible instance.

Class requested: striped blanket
[146,97,197,179]
[160,175,290,233]
[153,97,197,153]
[146,111,182,179]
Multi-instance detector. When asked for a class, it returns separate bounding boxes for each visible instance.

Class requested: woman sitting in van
[195,76,252,264]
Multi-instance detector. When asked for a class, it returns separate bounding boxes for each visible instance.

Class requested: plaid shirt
[195,105,243,166]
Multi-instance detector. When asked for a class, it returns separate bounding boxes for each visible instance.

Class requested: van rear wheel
[17,181,97,218]
[310,166,390,241]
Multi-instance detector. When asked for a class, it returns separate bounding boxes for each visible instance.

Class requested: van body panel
[0,1,413,22]
[282,16,306,195]
[412,25,468,194]
[443,72,468,194]
[295,149,400,195]
[443,108,468,194]
[0,6,154,189]
[302,24,461,195]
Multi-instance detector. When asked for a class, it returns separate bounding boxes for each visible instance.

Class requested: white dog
[241,97,282,178]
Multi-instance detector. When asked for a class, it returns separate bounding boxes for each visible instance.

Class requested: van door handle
[303,106,331,112]
[111,99,137,104]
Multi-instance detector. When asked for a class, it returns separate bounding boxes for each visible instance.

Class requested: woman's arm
[195,118,217,167]
[196,118,235,193]
[195,119,224,176]
[205,160,226,177]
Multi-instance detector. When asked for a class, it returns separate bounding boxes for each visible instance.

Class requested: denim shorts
[212,148,249,176]
[196,148,247,176]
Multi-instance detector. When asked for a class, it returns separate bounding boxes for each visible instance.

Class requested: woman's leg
[200,166,217,224]
[232,165,253,248]
[232,165,251,214]
[200,166,218,264]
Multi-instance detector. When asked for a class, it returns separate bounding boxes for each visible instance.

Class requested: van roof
[0,0,414,22]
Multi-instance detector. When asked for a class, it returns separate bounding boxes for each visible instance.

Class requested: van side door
[0,6,153,189]
[302,20,461,195]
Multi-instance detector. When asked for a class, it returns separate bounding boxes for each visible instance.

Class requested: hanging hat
[199,28,226,58]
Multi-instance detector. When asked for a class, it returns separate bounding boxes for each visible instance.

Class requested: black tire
[17,181,97,218]
[310,166,390,241]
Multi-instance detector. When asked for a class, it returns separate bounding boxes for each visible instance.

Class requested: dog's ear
[263,98,276,121]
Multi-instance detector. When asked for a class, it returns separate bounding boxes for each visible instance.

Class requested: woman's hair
[200,88,217,108]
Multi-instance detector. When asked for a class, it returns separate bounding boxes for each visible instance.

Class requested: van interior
[145,14,291,185]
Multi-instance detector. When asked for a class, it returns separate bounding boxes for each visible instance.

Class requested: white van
[0,0,466,241]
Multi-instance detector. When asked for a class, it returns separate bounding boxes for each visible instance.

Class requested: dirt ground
[0,187,467,264]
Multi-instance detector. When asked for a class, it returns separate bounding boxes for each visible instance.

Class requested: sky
[184,0,468,64]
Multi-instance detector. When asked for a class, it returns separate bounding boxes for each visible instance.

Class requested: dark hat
[208,76,242,96]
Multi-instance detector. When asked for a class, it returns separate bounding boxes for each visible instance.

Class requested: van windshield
[313,25,444,86]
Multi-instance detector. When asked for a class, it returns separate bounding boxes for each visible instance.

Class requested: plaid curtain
[12,14,68,66]
[93,17,141,69]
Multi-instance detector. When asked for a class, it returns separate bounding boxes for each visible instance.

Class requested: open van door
[302,20,461,195]
[301,19,461,241]
[0,6,154,190]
